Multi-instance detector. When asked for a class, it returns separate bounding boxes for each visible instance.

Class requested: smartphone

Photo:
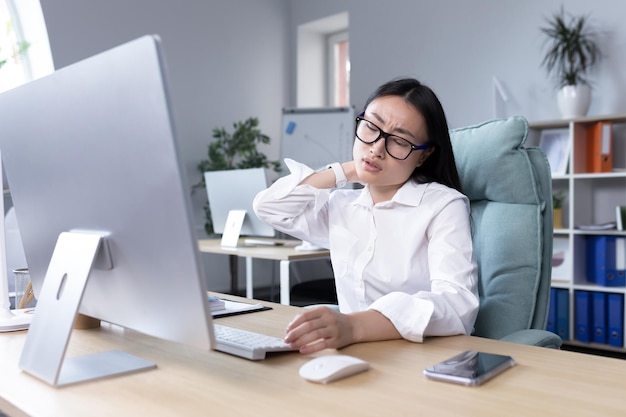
[423,350,516,386]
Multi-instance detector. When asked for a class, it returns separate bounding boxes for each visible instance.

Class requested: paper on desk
[211,299,271,318]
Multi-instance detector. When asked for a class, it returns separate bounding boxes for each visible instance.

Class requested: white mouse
[299,354,370,384]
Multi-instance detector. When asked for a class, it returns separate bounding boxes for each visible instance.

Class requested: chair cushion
[452,117,540,204]
[450,117,546,339]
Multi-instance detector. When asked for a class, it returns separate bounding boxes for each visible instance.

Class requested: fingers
[284,307,342,354]
[298,338,330,355]
[285,308,329,344]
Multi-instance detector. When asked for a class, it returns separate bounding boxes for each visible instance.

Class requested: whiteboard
[280,107,354,170]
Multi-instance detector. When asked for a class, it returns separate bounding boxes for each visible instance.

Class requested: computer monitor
[204,168,275,238]
[0,35,215,386]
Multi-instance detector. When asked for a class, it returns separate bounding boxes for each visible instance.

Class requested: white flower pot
[557,84,591,119]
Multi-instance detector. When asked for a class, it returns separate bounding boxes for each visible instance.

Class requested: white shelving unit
[528,114,626,353]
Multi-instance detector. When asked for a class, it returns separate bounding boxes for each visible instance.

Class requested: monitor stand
[19,231,156,387]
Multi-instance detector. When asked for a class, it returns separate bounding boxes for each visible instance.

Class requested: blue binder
[546,288,557,333]
[616,237,626,286]
[585,236,605,284]
[556,289,569,341]
[592,292,607,344]
[585,236,626,286]
[607,294,624,347]
[575,291,592,343]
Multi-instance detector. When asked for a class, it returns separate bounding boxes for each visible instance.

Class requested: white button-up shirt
[253,159,479,342]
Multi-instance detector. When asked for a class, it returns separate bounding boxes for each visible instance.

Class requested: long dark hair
[362,78,463,194]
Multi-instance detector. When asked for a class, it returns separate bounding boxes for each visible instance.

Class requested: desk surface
[198,238,330,261]
[0,295,625,417]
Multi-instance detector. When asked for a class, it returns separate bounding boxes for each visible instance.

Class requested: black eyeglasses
[354,115,431,160]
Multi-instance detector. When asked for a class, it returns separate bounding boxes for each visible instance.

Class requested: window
[297,12,349,108]
[0,0,53,93]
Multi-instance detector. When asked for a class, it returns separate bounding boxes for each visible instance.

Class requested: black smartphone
[423,350,516,386]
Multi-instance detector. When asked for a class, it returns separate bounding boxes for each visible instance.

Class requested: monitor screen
[205,168,275,237]
[0,35,215,385]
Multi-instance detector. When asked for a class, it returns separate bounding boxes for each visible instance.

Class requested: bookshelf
[528,114,626,353]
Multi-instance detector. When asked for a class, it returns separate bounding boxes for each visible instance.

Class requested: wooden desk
[0,295,625,416]
[198,239,330,305]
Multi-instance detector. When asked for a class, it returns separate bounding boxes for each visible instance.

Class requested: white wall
[39,0,291,292]
[40,0,290,229]
[289,0,626,129]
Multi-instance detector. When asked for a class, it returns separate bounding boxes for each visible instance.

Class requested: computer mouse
[299,354,370,384]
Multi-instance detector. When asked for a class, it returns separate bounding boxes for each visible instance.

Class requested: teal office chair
[451,116,562,348]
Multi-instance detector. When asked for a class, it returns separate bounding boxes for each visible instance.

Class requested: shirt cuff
[271,158,316,199]
[368,292,435,343]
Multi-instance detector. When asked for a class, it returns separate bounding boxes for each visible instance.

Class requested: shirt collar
[354,180,429,208]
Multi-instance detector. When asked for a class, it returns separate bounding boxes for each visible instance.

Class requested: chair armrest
[500,329,562,349]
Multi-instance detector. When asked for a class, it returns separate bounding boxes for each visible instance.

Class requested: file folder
[575,291,592,343]
[586,121,613,173]
[556,289,569,341]
[616,237,626,286]
[607,294,624,347]
[586,236,605,284]
[585,236,626,286]
[592,292,607,344]
[546,288,557,334]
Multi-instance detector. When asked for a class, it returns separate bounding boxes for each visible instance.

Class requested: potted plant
[540,7,601,119]
[193,117,281,235]
[552,191,566,229]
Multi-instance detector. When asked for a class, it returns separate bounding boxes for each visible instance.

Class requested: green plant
[552,191,566,209]
[0,19,29,70]
[540,7,601,88]
[193,117,281,234]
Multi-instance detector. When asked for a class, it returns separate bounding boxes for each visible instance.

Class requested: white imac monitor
[0,35,214,386]
[204,168,275,237]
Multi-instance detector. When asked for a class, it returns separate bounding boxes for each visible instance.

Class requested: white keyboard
[213,324,297,360]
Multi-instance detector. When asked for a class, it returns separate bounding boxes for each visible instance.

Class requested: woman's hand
[284,306,356,354]
[284,306,402,354]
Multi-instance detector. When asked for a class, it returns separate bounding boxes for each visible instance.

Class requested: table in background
[0,294,625,416]
[198,238,330,305]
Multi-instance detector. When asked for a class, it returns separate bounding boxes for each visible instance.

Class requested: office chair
[451,116,561,348]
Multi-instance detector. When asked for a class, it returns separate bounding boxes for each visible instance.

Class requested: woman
[253,78,478,354]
